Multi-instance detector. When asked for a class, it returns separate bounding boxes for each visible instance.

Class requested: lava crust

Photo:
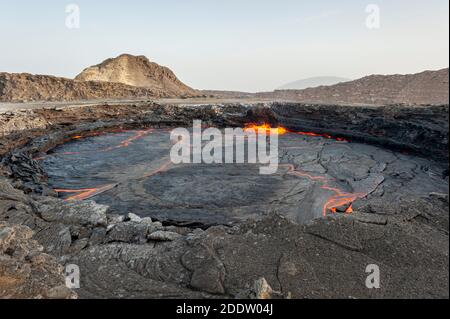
[40,127,446,228]
[0,101,448,299]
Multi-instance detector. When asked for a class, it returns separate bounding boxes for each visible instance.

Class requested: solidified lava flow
[40,126,449,226]
[281,164,364,216]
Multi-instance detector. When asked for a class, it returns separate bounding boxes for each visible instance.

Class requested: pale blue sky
[0,0,448,91]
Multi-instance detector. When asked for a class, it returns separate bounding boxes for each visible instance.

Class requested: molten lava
[36,129,154,161]
[244,123,348,142]
[142,160,173,178]
[281,164,363,216]
[244,123,288,135]
[102,129,154,151]
[295,131,348,142]
[55,184,117,201]
[50,126,353,215]
[322,190,363,215]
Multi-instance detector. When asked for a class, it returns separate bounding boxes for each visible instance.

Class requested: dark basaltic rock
[266,103,449,161]
[0,152,55,195]
[105,221,149,244]
[0,221,76,299]
[38,199,108,227]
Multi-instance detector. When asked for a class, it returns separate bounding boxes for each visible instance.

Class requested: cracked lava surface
[39,127,449,227]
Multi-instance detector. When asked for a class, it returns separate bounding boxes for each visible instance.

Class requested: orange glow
[55,184,117,201]
[244,123,348,141]
[37,129,154,161]
[322,193,363,216]
[143,160,172,178]
[280,164,363,216]
[244,123,288,135]
[68,132,104,140]
[283,164,327,181]
[119,129,153,147]
[102,129,153,151]
[296,131,348,142]
[50,127,354,213]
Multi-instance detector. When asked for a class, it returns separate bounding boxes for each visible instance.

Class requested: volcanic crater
[40,124,446,227]
[1,101,448,298]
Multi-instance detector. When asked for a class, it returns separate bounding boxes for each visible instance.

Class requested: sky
[0,0,448,92]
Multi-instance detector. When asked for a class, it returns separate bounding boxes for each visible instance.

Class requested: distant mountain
[256,68,449,106]
[75,54,198,97]
[278,76,351,90]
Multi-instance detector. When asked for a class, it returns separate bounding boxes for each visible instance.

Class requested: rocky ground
[0,73,162,103]
[0,101,448,299]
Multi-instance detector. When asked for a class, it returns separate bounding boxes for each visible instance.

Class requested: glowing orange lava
[296,131,348,142]
[243,123,348,142]
[322,192,363,216]
[55,184,117,201]
[244,123,288,135]
[50,129,158,201]
[37,129,154,162]
[50,126,353,211]
[281,164,363,216]
[102,129,154,151]
[143,161,172,178]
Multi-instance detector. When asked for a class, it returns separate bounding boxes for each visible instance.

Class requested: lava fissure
[244,123,288,135]
[50,125,357,216]
[51,129,156,200]
[42,123,422,224]
[281,163,363,215]
[39,129,155,160]
[244,123,349,142]
[55,183,118,201]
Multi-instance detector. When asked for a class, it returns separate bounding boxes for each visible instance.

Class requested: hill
[75,54,197,97]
